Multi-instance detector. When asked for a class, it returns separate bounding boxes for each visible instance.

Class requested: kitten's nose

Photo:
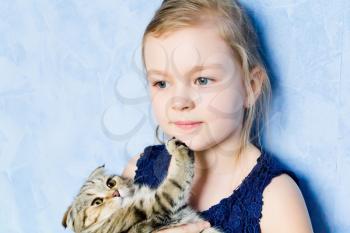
[112,190,120,197]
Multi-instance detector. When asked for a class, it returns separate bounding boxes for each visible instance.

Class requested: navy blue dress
[134,144,299,233]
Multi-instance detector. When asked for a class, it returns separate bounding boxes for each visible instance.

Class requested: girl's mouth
[173,121,203,130]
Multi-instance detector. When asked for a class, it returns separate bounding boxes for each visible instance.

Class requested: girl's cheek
[152,91,174,108]
[210,91,245,117]
[152,99,169,119]
[150,91,165,106]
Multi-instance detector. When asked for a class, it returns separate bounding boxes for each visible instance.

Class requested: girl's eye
[153,81,167,89]
[91,197,103,206]
[106,177,116,188]
[195,77,213,86]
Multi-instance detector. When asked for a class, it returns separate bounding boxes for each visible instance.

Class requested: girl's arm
[260,174,314,233]
[121,153,143,179]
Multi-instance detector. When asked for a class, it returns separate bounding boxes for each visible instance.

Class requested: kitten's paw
[166,138,193,160]
[166,137,187,153]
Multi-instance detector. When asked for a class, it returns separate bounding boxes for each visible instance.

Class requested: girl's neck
[194,141,261,176]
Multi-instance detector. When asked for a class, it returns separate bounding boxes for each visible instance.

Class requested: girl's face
[144,23,247,151]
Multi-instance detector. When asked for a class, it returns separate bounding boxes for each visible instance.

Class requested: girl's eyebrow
[147,63,224,77]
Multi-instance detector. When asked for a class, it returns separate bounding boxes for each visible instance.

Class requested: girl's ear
[244,66,266,108]
[62,205,72,228]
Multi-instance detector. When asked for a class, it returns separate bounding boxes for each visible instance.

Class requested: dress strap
[134,144,170,188]
[257,153,299,192]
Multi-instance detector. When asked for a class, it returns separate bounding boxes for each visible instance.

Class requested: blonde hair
[142,0,272,158]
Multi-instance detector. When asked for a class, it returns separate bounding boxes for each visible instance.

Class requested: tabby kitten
[62,138,222,233]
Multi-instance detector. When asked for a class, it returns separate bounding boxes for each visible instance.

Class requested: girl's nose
[171,96,195,111]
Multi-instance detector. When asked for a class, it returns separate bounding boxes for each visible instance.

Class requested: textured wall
[0,0,348,232]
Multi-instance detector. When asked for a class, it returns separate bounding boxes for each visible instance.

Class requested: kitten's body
[63,138,222,233]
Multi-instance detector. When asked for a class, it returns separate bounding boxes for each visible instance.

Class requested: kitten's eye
[106,177,116,188]
[91,197,103,206]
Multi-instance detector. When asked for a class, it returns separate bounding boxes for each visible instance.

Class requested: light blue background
[0,0,349,232]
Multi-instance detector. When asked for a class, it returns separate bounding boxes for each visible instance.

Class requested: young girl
[123,0,313,232]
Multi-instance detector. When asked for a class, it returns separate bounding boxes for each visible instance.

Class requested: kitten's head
[62,165,133,232]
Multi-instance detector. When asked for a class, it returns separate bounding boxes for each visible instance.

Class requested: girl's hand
[154,221,211,233]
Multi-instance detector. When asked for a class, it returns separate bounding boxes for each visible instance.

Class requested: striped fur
[62,138,222,233]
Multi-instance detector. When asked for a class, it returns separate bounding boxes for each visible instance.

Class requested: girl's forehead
[144,26,236,74]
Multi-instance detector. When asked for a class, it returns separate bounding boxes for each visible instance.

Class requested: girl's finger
[155,221,211,233]
[181,221,211,232]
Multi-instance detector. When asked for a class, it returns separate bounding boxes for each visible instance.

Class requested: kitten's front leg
[152,138,195,215]
[126,138,195,230]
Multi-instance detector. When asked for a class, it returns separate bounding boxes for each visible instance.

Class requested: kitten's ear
[62,205,72,228]
[88,164,106,178]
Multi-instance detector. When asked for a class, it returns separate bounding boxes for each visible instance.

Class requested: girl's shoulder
[260,173,313,232]
[121,152,143,180]
[243,148,313,232]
